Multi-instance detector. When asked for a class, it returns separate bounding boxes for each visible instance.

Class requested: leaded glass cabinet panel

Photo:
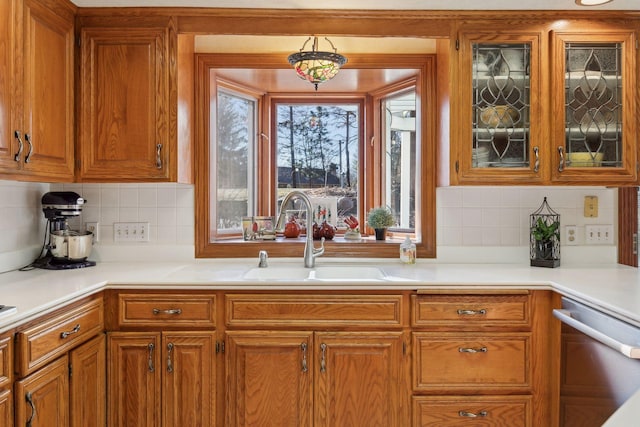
[473,43,531,169]
[551,30,637,184]
[454,32,543,185]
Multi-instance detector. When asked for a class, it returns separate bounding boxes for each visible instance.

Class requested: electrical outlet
[585,225,614,245]
[114,222,150,242]
[564,225,577,246]
[85,222,99,243]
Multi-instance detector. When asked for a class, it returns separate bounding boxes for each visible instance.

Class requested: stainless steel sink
[0,305,17,318]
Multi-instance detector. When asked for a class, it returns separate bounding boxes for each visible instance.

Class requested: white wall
[0,180,617,272]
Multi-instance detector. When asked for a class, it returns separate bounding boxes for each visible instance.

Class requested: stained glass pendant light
[288,36,347,91]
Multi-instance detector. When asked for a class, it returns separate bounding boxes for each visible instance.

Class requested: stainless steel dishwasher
[553,297,640,427]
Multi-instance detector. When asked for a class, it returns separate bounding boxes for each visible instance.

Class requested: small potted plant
[531,217,559,262]
[367,206,396,240]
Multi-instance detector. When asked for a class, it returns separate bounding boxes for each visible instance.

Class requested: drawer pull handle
[320,343,327,373]
[148,343,155,372]
[533,146,540,173]
[458,410,488,418]
[24,133,33,163]
[456,309,487,316]
[60,324,81,339]
[301,342,308,373]
[558,146,565,172]
[152,308,182,315]
[26,391,36,427]
[14,130,23,162]
[156,143,163,169]
[459,346,488,353]
[167,342,174,373]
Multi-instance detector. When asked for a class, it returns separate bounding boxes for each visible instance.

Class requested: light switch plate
[585,225,613,244]
[114,222,150,242]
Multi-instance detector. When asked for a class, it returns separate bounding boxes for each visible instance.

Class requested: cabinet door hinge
[77,37,81,48]
[455,160,460,173]
[402,341,407,355]
[69,363,73,378]
[216,340,225,354]
[455,38,460,51]
[633,233,638,255]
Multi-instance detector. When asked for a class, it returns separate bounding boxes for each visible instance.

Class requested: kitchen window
[194,54,436,258]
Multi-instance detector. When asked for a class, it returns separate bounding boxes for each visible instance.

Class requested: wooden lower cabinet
[14,333,106,427]
[0,389,13,427]
[107,331,215,427]
[70,334,106,427]
[15,355,69,427]
[413,396,532,426]
[225,330,407,427]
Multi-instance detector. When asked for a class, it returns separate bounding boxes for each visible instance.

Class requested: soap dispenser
[399,235,416,264]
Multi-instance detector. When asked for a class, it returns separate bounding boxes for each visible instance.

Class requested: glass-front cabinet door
[550,30,636,184]
[454,32,544,184]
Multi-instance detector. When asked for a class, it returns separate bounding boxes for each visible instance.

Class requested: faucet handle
[258,250,268,268]
[313,237,325,256]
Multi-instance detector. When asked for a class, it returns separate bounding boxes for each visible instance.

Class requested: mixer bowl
[50,230,93,261]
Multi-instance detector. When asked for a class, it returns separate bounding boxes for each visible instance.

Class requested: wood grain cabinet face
[550,29,637,184]
[0,388,12,427]
[117,293,216,328]
[226,331,313,427]
[413,395,532,427]
[0,335,12,389]
[107,331,216,427]
[452,24,637,186]
[1,0,75,180]
[15,355,69,427]
[453,31,544,185]
[224,294,409,427]
[70,334,106,427]
[78,27,173,182]
[15,297,104,376]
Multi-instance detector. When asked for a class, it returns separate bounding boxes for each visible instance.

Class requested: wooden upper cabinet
[451,22,638,186]
[452,30,545,185]
[0,0,75,181]
[78,25,175,182]
[550,29,637,184]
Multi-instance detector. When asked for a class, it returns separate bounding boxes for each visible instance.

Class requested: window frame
[195,53,437,258]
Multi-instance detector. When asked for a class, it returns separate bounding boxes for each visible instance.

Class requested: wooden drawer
[117,293,216,328]
[412,332,531,392]
[411,292,531,329]
[413,395,532,426]
[16,297,103,376]
[0,335,11,388]
[226,294,403,328]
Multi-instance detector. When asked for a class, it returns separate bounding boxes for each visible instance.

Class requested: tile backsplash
[0,180,617,271]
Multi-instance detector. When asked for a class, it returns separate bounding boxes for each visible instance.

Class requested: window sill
[198,235,433,259]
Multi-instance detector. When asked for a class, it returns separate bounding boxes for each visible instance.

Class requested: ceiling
[71,0,638,10]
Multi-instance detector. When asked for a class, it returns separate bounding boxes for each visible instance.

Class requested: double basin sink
[243,265,388,282]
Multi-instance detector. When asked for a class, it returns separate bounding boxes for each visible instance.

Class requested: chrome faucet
[275,190,325,268]
[258,250,268,268]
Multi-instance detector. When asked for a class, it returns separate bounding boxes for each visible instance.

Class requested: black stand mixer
[32,191,96,270]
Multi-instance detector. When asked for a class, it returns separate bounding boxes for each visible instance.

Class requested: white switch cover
[114,222,150,242]
[585,225,614,245]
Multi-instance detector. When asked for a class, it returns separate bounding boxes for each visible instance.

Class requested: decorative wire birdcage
[530,197,560,268]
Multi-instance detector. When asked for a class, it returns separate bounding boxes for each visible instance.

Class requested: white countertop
[2,259,640,331]
[1,259,639,427]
